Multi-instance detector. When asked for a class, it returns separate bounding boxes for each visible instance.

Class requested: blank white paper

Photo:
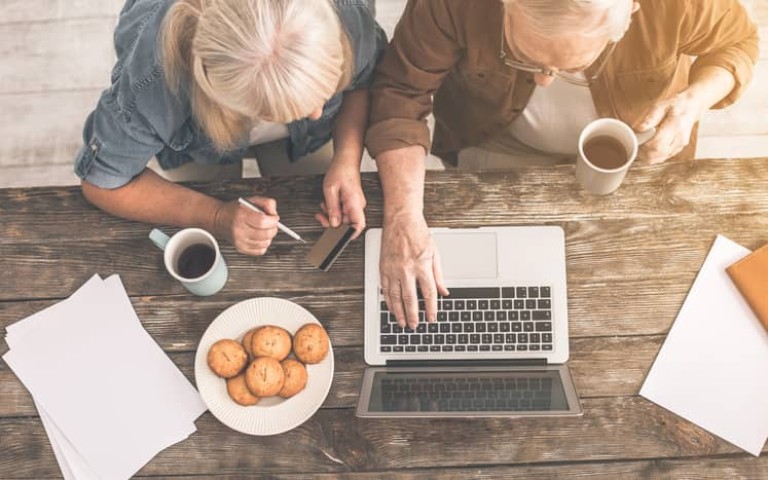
[640,235,768,456]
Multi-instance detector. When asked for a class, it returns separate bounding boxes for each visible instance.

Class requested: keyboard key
[514,300,524,309]
[521,311,531,321]
[473,312,483,322]
[505,334,516,343]
[516,287,527,298]
[478,300,489,310]
[502,299,513,310]
[443,300,453,310]
[490,300,500,310]
[394,346,404,352]
[476,323,486,333]
[529,287,539,298]
[406,346,416,352]
[511,323,522,332]
[447,334,457,344]
[416,324,427,333]
[496,311,507,321]
[437,311,448,322]
[430,346,441,352]
[405,327,415,334]
[418,300,425,311]
[526,299,537,310]
[494,334,504,343]
[428,323,439,333]
[455,345,467,352]
[393,325,403,333]
[381,335,397,345]
[454,300,465,310]
[540,286,551,298]
[452,323,463,333]
[530,345,541,351]
[423,335,433,344]
[492,345,503,351]
[470,334,481,344]
[399,335,409,344]
[542,333,553,343]
[483,311,494,321]
[442,345,454,352]
[467,300,477,310]
[509,311,519,321]
[524,323,534,332]
[435,334,445,344]
[502,287,516,298]
[418,346,428,352]
[517,345,528,351]
[440,323,451,333]
[542,344,553,351]
[504,345,515,351]
[449,312,459,322]
[533,310,551,321]
[530,333,541,343]
[480,345,491,351]
[488,323,499,332]
[482,334,492,344]
[411,335,421,345]
[381,324,391,334]
[464,323,474,333]
[447,287,500,299]
[381,312,389,324]
[535,322,553,332]
[461,311,472,321]
[500,323,510,332]
[381,346,392,352]
[380,301,388,311]
[458,334,469,344]
[538,299,551,309]
[468,345,479,352]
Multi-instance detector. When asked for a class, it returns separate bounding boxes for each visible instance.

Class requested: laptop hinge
[386,359,547,368]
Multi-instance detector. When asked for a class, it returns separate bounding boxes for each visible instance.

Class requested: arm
[81,169,280,256]
[635,0,758,163]
[316,89,369,237]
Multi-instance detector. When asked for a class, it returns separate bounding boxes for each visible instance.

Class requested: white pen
[237,197,307,244]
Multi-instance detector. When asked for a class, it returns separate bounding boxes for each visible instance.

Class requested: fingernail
[331,216,339,226]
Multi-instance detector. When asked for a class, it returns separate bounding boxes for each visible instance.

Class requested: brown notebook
[726,242,768,332]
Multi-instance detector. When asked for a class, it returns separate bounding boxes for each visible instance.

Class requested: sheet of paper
[640,235,768,456]
[3,276,204,479]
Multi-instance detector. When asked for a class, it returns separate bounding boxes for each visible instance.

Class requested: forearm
[333,89,369,165]
[81,168,223,232]
[375,145,427,222]
[684,65,737,113]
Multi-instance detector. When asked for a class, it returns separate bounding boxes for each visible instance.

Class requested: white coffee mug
[575,118,655,195]
[149,228,228,296]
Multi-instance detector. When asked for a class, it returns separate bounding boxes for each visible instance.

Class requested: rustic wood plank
[2,211,767,301]
[0,0,123,24]
[0,335,664,417]
[242,455,768,479]
[0,18,115,94]
[1,398,765,477]
[3,159,768,245]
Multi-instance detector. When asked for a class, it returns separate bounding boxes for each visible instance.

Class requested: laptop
[356,226,582,417]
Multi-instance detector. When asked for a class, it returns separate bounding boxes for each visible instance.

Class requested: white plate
[194,297,334,435]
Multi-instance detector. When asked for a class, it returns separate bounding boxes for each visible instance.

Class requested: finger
[432,248,450,297]
[418,274,439,324]
[240,209,278,230]
[383,281,407,328]
[234,239,271,257]
[248,196,278,216]
[640,123,678,165]
[314,212,330,228]
[634,102,669,132]
[400,277,421,330]
[319,201,328,214]
[345,203,367,240]
[323,186,342,228]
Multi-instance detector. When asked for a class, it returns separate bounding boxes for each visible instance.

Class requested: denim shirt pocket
[168,121,195,152]
[75,136,102,178]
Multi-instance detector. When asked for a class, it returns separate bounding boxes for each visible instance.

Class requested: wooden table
[2,158,767,478]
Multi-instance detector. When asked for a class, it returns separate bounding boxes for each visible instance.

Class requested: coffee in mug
[149,228,228,296]
[177,244,216,279]
[582,135,629,170]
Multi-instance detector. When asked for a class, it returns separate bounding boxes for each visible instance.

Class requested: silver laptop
[357,226,582,417]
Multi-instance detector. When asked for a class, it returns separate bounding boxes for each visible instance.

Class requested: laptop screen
[363,369,572,414]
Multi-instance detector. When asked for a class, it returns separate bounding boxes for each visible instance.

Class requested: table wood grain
[1,158,767,478]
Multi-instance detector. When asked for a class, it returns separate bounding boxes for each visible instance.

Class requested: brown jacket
[365,0,759,165]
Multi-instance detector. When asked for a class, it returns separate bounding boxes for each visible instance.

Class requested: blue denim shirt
[75,0,386,188]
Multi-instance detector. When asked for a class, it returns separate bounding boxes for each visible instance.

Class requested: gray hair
[501,0,632,41]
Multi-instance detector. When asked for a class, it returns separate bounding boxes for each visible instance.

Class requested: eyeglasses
[500,21,617,87]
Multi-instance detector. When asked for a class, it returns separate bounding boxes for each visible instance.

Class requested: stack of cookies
[206,323,330,406]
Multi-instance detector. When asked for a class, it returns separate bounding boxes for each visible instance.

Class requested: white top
[508,75,599,155]
[249,120,290,146]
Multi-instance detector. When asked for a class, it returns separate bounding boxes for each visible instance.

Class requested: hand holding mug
[634,91,706,165]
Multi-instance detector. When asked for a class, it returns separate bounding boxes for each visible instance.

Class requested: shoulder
[334,0,388,80]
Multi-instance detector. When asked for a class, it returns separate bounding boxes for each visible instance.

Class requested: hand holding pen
[212,196,300,257]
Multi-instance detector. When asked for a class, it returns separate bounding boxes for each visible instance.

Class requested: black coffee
[177,244,216,279]
[583,135,628,169]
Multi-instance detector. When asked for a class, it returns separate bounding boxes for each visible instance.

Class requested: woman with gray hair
[365,0,758,329]
[75,0,386,256]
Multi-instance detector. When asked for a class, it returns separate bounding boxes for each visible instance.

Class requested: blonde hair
[501,0,632,41]
[161,0,353,149]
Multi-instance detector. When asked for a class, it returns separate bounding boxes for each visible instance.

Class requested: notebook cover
[726,242,768,332]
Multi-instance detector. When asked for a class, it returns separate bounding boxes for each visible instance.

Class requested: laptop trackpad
[433,232,498,280]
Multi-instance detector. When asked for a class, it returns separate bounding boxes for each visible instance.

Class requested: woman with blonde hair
[75,0,386,256]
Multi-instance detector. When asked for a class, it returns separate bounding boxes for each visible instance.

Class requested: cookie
[241,327,259,358]
[226,373,260,406]
[292,323,329,364]
[245,357,285,397]
[251,325,292,361]
[207,339,248,378]
[279,359,308,398]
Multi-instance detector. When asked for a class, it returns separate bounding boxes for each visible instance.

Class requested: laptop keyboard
[379,286,553,354]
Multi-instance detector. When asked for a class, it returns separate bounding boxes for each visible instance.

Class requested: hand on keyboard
[379,215,449,329]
